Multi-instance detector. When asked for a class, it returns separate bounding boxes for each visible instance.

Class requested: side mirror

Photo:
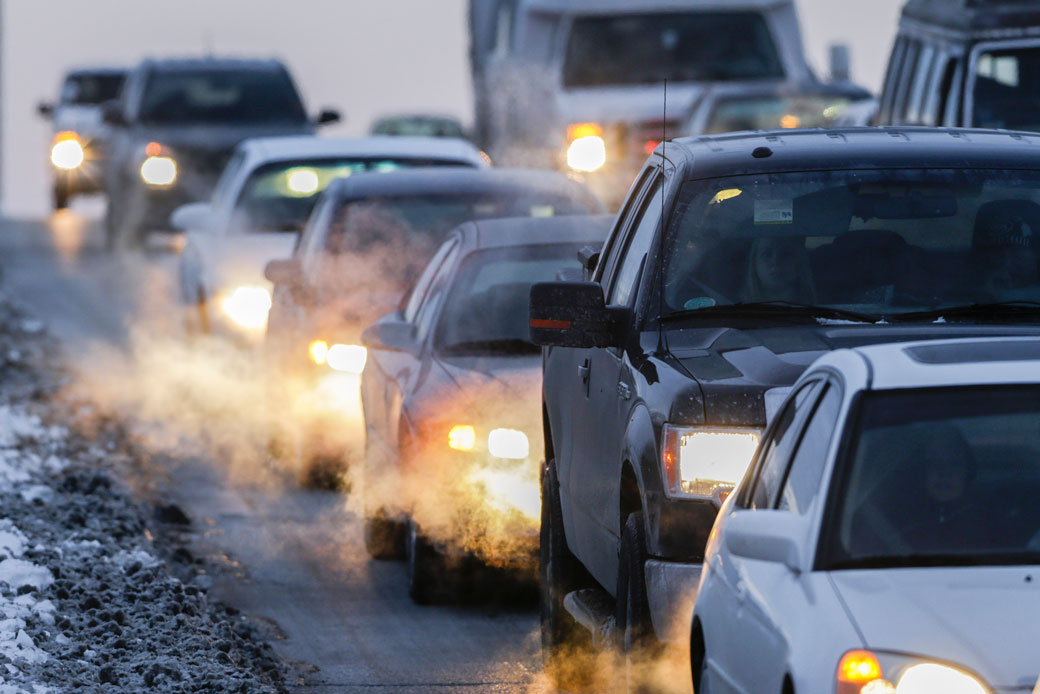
[316,108,341,126]
[577,245,600,281]
[724,511,803,573]
[37,102,54,118]
[170,202,214,232]
[361,317,418,354]
[102,100,126,126]
[829,43,851,83]
[264,258,303,287]
[529,281,628,349]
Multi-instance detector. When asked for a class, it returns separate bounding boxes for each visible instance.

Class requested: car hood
[556,83,703,125]
[423,353,543,431]
[131,122,313,153]
[200,232,299,295]
[667,323,1040,426]
[830,567,1040,690]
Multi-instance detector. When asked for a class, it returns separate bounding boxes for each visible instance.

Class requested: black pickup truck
[530,127,1040,688]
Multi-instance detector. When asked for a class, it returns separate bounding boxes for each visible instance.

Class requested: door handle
[578,359,590,397]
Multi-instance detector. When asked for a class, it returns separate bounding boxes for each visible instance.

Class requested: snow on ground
[0,292,287,693]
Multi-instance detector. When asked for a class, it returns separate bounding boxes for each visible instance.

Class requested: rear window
[61,73,124,105]
[138,67,307,125]
[563,12,784,88]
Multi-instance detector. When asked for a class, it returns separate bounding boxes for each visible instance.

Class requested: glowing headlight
[326,344,367,374]
[488,428,529,460]
[661,425,760,500]
[50,132,84,170]
[468,467,540,521]
[567,135,607,172]
[448,425,476,452]
[140,156,177,186]
[836,650,989,694]
[309,340,329,365]
[286,168,320,196]
[218,286,271,330]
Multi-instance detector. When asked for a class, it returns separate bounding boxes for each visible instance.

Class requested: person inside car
[974,199,1040,300]
[740,236,816,303]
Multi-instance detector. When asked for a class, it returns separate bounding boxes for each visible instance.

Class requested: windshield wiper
[893,301,1040,322]
[661,301,882,324]
[439,339,539,355]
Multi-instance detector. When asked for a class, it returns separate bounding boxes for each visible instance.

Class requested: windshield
[61,73,124,105]
[231,158,473,233]
[821,386,1040,570]
[435,244,584,355]
[661,169,1040,321]
[137,68,307,125]
[703,93,861,134]
[972,45,1040,132]
[562,12,784,88]
[372,117,465,138]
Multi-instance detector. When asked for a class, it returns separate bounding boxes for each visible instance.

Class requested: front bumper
[645,559,702,644]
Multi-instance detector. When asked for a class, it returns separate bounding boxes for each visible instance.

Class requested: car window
[404,238,458,323]
[608,178,663,305]
[745,381,824,510]
[894,39,921,122]
[778,383,842,515]
[596,168,654,283]
[297,195,337,274]
[905,44,936,124]
[413,244,461,341]
[210,150,248,211]
[971,44,1040,131]
[879,36,908,122]
[924,55,955,126]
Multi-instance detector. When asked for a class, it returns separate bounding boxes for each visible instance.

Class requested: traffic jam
[4,0,1040,692]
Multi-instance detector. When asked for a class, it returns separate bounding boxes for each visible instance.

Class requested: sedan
[692,337,1040,694]
[173,135,486,341]
[361,215,612,603]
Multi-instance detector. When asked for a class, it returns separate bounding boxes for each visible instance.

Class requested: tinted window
[822,386,1040,569]
[747,382,823,509]
[704,93,863,133]
[138,68,307,125]
[972,45,1040,131]
[61,73,124,105]
[563,12,783,87]
[404,239,458,323]
[778,384,841,514]
[610,181,663,305]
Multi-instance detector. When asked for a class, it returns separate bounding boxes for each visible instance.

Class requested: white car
[173,135,487,339]
[692,336,1040,694]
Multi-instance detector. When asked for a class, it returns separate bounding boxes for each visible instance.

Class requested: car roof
[66,67,128,78]
[695,80,871,102]
[841,337,1040,391]
[323,168,603,208]
[664,127,1040,181]
[139,57,288,73]
[238,135,485,167]
[902,0,1040,35]
[457,214,614,251]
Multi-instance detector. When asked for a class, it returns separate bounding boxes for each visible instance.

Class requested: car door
[708,379,824,691]
[566,168,665,583]
[728,380,843,694]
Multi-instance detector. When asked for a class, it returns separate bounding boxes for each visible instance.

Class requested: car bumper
[645,558,702,644]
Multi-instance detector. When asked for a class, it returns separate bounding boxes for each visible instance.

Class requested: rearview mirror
[316,108,341,126]
[264,258,302,287]
[529,281,628,349]
[170,202,214,232]
[829,43,851,83]
[37,102,54,118]
[361,316,418,354]
[101,100,126,127]
[724,511,803,573]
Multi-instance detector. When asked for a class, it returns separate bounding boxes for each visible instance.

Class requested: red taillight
[644,140,660,155]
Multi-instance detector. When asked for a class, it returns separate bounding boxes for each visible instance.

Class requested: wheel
[53,181,70,210]
[406,517,445,605]
[540,460,595,688]
[618,512,660,693]
[364,511,405,559]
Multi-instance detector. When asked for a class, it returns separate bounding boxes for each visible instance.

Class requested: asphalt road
[0,205,546,693]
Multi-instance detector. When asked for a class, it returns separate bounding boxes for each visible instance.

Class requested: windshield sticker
[683,297,716,310]
[754,199,793,225]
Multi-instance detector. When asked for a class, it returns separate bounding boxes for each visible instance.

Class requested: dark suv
[531,127,1040,688]
[876,0,1040,130]
[101,58,338,248]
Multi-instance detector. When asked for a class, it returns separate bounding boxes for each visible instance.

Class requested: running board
[563,588,615,649]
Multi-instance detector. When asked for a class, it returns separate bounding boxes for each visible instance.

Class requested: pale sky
[2,0,904,217]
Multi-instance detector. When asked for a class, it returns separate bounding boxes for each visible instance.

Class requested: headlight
[488,428,529,460]
[448,425,476,452]
[50,132,84,170]
[468,466,540,520]
[836,650,990,694]
[326,344,367,374]
[218,286,271,330]
[566,122,606,172]
[139,141,176,187]
[285,167,320,196]
[661,425,760,500]
[309,340,329,365]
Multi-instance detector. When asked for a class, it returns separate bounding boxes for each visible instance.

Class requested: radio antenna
[655,79,667,355]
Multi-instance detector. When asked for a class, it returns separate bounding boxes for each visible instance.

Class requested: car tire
[540,460,594,688]
[364,511,405,560]
[618,511,659,694]
[406,517,444,605]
